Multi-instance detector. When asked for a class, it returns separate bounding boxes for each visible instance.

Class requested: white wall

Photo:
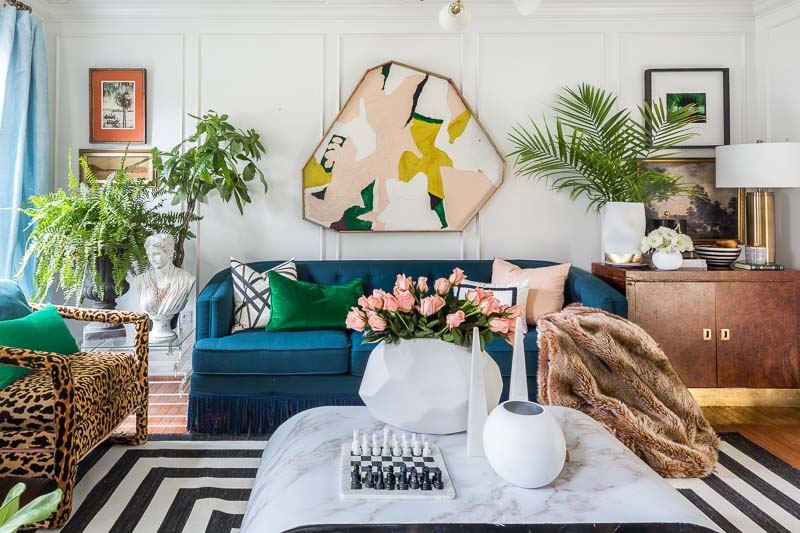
[756,0,800,268]
[33,0,760,300]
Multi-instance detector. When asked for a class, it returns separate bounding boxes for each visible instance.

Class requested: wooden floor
[136,381,800,468]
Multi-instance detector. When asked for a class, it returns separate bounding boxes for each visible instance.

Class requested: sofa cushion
[0,280,31,322]
[194,330,351,376]
[349,330,539,378]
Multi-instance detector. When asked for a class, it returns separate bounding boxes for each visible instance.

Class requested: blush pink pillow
[491,258,571,325]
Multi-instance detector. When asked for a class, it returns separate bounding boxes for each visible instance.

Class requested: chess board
[339,443,456,500]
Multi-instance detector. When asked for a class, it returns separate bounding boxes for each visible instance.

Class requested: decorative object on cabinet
[508,84,701,260]
[78,148,154,184]
[644,68,730,148]
[693,245,743,269]
[18,150,184,309]
[509,317,528,401]
[134,234,195,343]
[647,210,688,235]
[151,110,267,268]
[716,141,800,264]
[744,246,768,266]
[537,305,719,478]
[89,68,146,144]
[591,263,800,392]
[640,227,694,271]
[644,158,744,245]
[303,61,504,232]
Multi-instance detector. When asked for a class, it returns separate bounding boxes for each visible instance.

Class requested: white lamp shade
[716,142,800,188]
[439,2,471,32]
[513,0,543,16]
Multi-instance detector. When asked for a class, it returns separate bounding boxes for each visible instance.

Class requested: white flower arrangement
[640,226,694,254]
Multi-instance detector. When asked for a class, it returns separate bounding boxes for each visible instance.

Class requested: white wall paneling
[38,0,764,297]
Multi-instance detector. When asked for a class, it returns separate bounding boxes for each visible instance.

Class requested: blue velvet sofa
[189,260,627,434]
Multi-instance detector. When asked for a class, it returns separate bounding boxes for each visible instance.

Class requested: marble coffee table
[241,406,719,533]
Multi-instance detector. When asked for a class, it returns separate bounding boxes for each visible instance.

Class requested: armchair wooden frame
[0,304,149,528]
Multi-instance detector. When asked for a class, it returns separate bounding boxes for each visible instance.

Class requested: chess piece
[422,441,432,458]
[398,470,408,490]
[135,234,195,342]
[371,433,381,456]
[412,434,422,457]
[383,427,391,447]
[361,434,369,456]
[421,470,432,491]
[392,437,401,457]
[401,434,412,457]
[385,468,396,490]
[351,430,361,456]
[431,468,443,490]
[364,468,374,489]
[375,469,385,490]
[409,469,419,490]
[351,468,362,490]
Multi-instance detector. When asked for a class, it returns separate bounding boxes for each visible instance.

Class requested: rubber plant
[507,83,703,212]
[151,110,267,267]
[0,483,61,533]
[18,150,186,303]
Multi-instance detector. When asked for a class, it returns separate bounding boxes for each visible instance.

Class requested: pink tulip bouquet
[345,268,524,348]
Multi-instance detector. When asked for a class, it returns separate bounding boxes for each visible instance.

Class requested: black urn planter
[82,254,130,341]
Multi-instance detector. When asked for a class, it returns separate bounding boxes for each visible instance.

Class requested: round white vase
[359,339,503,435]
[483,401,567,488]
[652,250,683,270]
[600,202,646,259]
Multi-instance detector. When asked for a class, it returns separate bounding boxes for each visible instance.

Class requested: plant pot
[483,400,566,488]
[652,250,683,270]
[359,338,503,435]
[600,202,646,260]
[82,254,129,341]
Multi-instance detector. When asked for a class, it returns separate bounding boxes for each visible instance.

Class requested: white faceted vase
[483,401,567,488]
[600,202,646,259]
[359,339,503,435]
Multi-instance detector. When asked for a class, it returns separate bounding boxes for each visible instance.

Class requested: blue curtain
[0,7,49,297]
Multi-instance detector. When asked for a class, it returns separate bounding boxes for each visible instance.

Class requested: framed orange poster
[89,68,146,143]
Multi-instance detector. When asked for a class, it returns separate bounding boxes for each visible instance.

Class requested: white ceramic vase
[600,202,646,259]
[359,339,503,435]
[652,250,683,270]
[483,401,567,488]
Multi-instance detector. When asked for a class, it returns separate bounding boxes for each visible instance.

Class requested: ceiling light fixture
[439,0,472,33]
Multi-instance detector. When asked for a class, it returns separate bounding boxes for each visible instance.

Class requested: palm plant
[18,150,187,303]
[507,83,703,212]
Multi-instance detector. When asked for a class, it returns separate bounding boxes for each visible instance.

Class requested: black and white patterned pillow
[453,279,529,332]
[231,257,297,333]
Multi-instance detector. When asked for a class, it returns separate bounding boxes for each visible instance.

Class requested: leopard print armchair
[0,304,149,528]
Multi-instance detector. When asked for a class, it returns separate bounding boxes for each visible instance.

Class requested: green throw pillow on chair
[0,279,32,321]
[267,272,364,331]
[0,305,80,389]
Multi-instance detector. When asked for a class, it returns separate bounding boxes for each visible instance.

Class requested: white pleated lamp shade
[513,0,543,16]
[439,2,472,32]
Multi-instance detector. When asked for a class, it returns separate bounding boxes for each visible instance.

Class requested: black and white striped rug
[46,433,798,533]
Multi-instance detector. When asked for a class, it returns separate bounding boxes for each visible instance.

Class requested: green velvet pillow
[0,305,80,389]
[266,272,364,331]
[0,279,31,322]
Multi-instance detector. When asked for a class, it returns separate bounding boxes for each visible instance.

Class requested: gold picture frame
[642,157,744,245]
[78,148,156,185]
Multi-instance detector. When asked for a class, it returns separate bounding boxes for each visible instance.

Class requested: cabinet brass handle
[703,329,712,341]
[720,329,731,341]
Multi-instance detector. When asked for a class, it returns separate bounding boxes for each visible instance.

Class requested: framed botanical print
[643,158,744,244]
[644,68,730,149]
[78,148,155,184]
[89,68,147,143]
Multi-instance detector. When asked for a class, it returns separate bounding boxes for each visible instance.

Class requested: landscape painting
[644,158,743,243]
[101,81,136,129]
[302,62,504,232]
[78,149,154,184]
[667,93,707,123]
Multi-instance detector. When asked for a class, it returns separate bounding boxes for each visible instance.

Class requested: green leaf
[0,489,61,533]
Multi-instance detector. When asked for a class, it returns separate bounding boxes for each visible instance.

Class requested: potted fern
[507,84,701,261]
[19,151,185,338]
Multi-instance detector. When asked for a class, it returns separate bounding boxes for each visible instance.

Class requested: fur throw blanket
[537,305,719,478]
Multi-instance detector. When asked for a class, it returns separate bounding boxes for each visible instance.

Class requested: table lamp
[716,141,800,264]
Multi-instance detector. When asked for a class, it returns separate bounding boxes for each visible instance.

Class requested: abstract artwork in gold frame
[643,158,744,245]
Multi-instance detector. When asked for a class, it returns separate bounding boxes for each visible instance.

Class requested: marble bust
[135,234,195,342]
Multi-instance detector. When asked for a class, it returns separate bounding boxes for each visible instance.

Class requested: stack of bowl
[693,245,743,268]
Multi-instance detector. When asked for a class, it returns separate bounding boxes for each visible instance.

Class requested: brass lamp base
[746,190,775,264]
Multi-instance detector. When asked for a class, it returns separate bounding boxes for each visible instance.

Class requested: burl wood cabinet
[592,264,800,389]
